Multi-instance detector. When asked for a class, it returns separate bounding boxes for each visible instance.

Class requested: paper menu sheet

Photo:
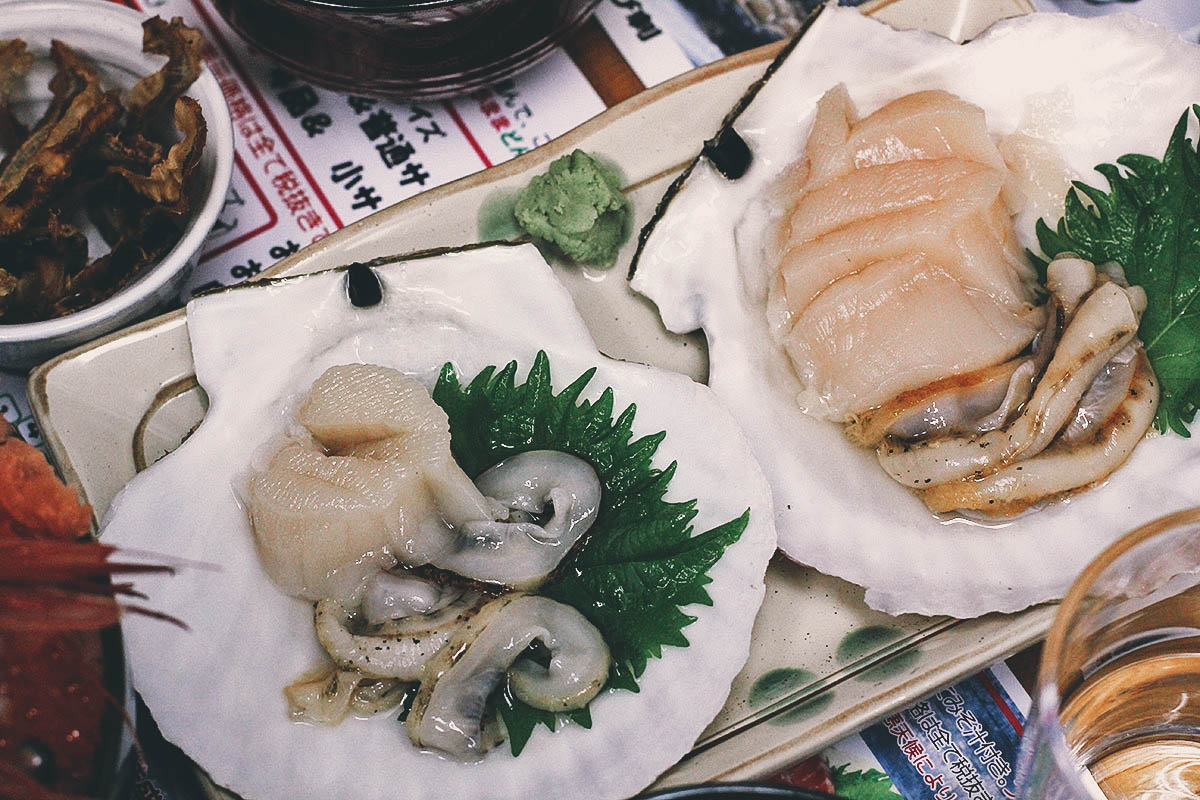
[770,662,1032,800]
[0,380,40,448]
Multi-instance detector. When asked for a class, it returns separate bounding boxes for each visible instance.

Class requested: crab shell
[99,243,776,800]
[630,6,1200,617]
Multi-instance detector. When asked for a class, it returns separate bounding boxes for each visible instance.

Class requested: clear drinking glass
[1015,507,1200,799]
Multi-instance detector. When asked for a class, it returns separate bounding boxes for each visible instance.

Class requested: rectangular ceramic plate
[29,0,1046,794]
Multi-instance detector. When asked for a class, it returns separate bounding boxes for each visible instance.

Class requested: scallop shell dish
[100,245,777,800]
[633,5,1200,617]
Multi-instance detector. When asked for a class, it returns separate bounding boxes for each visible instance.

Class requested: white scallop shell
[99,243,777,800]
[631,6,1200,617]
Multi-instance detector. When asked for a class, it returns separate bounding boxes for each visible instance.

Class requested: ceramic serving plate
[29,0,1048,793]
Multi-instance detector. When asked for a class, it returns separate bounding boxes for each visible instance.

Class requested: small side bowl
[0,0,234,369]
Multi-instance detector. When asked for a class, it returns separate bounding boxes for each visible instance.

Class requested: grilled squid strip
[922,351,1158,515]
[877,281,1141,487]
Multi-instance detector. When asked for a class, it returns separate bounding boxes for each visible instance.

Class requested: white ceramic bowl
[0,0,233,369]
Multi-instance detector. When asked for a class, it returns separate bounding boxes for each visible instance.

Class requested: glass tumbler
[1015,507,1200,799]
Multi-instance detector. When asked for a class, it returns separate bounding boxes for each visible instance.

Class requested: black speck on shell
[347,262,383,308]
[702,128,752,180]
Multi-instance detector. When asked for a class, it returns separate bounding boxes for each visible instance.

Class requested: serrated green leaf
[831,764,903,800]
[1035,106,1200,434]
[431,352,749,754]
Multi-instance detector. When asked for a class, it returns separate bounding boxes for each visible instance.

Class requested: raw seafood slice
[779,252,1040,418]
[298,363,493,527]
[802,83,854,188]
[762,85,1156,514]
[768,88,1044,423]
[877,280,1144,487]
[786,156,998,244]
[806,89,1006,188]
[244,439,426,603]
[247,364,604,600]
[820,89,1008,185]
[922,351,1158,515]
[772,175,1023,318]
[246,363,496,602]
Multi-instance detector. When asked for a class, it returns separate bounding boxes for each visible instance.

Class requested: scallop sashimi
[804,88,1005,188]
[787,156,999,244]
[246,363,604,604]
[246,364,493,602]
[772,192,1037,323]
[779,252,1042,416]
[767,86,1158,515]
[297,363,495,528]
[769,86,1042,421]
[245,439,430,602]
[245,359,622,761]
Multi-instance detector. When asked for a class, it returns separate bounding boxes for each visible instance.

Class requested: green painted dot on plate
[749,667,813,708]
[837,625,922,682]
[477,189,523,242]
[769,691,835,726]
[857,648,922,682]
[836,625,904,664]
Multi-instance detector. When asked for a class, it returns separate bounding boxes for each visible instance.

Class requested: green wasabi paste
[513,150,630,266]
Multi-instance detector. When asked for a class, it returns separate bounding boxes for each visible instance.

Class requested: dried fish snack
[0,40,32,155]
[0,16,207,325]
[0,215,87,322]
[95,129,163,172]
[0,269,15,317]
[56,207,181,315]
[0,41,121,237]
[124,16,205,130]
[113,96,206,209]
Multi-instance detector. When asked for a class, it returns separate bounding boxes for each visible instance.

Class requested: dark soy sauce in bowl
[213,0,603,98]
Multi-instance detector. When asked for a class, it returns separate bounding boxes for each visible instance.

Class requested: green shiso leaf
[432,350,748,755]
[1036,105,1200,435]
[831,764,904,800]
